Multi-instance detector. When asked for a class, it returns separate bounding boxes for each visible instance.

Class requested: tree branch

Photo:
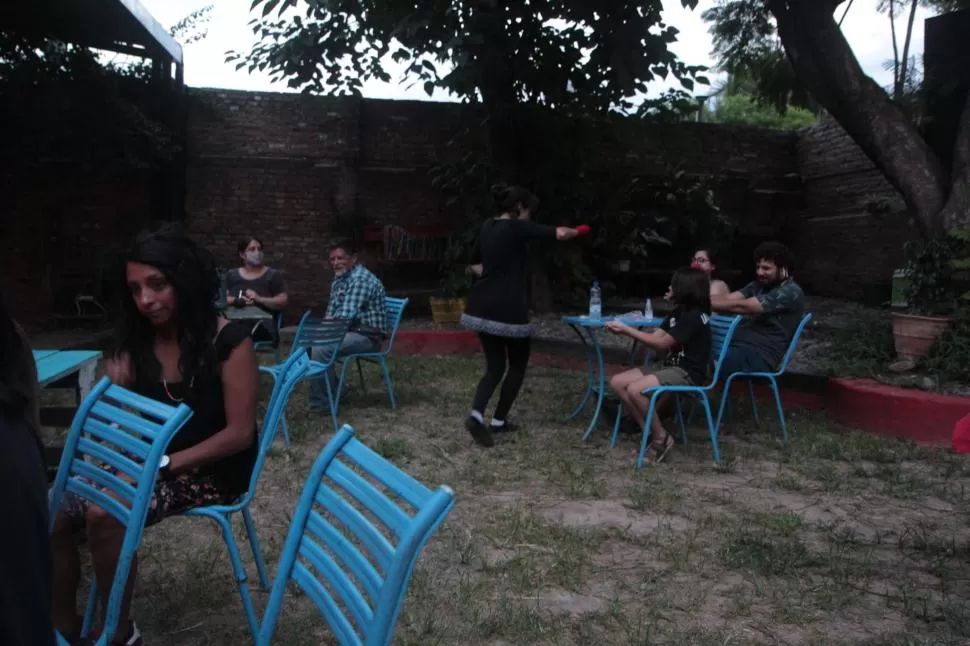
[768,0,949,237]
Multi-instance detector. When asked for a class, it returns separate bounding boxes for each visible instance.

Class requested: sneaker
[112,621,143,646]
[491,421,520,434]
[465,416,494,447]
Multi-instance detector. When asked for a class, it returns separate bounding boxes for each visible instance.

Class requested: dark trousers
[471,333,532,421]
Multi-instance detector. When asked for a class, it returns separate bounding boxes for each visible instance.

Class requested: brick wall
[185,89,800,316]
[792,119,910,302]
[21,89,912,323]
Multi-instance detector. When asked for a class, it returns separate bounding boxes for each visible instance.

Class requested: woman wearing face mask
[225,236,289,343]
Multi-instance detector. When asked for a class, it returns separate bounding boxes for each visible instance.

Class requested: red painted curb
[829,378,970,446]
[395,330,967,447]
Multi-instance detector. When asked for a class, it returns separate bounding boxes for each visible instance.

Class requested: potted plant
[429,229,475,326]
[891,236,956,360]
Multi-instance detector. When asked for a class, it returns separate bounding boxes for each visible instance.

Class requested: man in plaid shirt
[309,238,389,413]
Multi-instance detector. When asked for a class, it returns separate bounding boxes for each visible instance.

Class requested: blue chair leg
[325,373,339,431]
[379,357,397,409]
[80,581,98,638]
[334,360,351,417]
[242,505,270,590]
[715,374,739,432]
[636,392,663,469]
[607,401,623,447]
[748,380,760,426]
[700,395,721,465]
[675,397,688,445]
[769,377,789,440]
[211,513,261,639]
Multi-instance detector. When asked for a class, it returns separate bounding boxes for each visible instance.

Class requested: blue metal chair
[256,425,455,645]
[182,348,311,638]
[611,314,742,467]
[334,297,409,415]
[714,312,814,440]
[48,377,194,645]
[253,310,284,364]
[259,312,351,443]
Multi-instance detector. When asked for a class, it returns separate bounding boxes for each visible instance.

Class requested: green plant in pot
[430,230,475,326]
[891,236,956,361]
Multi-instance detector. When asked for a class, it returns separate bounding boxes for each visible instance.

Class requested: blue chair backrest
[383,297,409,353]
[258,425,455,646]
[245,348,311,497]
[48,377,193,643]
[775,312,813,374]
[707,314,743,387]
[293,317,352,359]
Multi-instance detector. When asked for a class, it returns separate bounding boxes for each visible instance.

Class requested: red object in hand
[575,224,591,236]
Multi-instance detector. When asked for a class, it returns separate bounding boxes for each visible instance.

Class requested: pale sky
[135,0,934,101]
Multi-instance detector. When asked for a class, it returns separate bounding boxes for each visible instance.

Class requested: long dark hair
[0,291,40,433]
[670,267,712,315]
[115,224,220,387]
[490,183,539,215]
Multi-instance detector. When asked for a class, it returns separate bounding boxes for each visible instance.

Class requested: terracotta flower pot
[890,312,952,360]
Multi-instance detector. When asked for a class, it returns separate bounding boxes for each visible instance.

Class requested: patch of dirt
[538,499,690,535]
[535,583,613,616]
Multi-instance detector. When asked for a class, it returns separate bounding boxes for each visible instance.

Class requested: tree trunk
[897,0,919,99]
[942,93,970,229]
[889,0,900,98]
[767,0,950,237]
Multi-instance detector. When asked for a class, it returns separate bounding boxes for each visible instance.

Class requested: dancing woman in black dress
[460,184,583,447]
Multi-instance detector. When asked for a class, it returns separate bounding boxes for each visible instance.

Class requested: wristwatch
[159,455,175,480]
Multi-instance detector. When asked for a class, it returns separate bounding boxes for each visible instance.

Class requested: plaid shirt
[326,264,388,335]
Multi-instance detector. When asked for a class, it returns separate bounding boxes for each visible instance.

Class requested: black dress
[461,218,557,338]
[133,321,258,494]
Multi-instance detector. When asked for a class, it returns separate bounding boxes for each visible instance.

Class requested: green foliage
[235,0,708,113]
[902,236,957,316]
[709,92,817,129]
[924,308,970,383]
[0,5,213,169]
[823,311,896,378]
[701,0,816,113]
[701,0,970,112]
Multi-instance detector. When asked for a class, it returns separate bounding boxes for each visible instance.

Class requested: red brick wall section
[792,119,911,302]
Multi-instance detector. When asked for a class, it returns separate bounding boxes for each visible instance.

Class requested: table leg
[78,362,97,401]
[581,328,607,441]
[566,324,595,420]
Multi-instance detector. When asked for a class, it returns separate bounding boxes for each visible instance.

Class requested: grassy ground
[60,356,970,645]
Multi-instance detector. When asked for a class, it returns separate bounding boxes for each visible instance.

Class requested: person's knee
[609,374,624,392]
[86,505,123,543]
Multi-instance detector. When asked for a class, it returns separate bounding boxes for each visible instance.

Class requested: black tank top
[134,321,257,494]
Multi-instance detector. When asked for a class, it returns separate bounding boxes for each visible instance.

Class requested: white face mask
[245,250,264,266]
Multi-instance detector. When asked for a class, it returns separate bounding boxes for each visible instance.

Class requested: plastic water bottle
[644,297,653,320]
[589,281,602,320]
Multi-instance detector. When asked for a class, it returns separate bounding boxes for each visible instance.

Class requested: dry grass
[67,356,970,644]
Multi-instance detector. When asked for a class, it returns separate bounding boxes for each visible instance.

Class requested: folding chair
[256,425,455,645]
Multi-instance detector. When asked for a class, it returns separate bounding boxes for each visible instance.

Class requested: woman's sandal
[645,433,675,464]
